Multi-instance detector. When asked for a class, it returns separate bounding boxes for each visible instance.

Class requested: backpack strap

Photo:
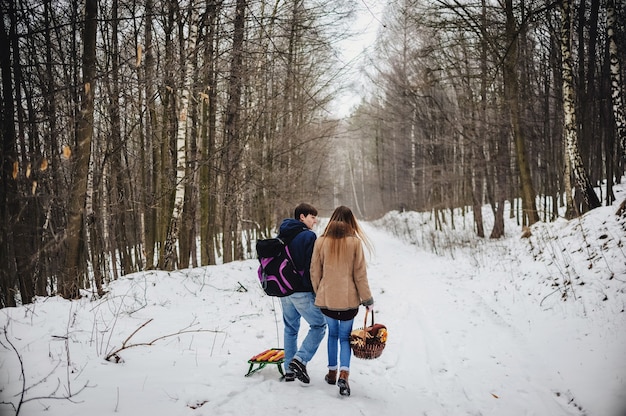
[278,225,308,246]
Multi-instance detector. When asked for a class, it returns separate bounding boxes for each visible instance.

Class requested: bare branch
[2,324,93,416]
[104,319,222,362]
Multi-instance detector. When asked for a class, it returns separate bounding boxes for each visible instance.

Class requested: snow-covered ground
[1,188,625,416]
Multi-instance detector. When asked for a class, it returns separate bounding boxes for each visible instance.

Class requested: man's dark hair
[294,203,317,219]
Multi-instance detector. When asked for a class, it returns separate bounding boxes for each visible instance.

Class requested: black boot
[338,370,350,396]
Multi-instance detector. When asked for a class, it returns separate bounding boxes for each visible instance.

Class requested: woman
[310,206,374,396]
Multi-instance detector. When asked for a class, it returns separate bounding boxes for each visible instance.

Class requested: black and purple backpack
[256,229,307,297]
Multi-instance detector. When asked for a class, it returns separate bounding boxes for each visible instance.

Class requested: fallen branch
[2,325,25,415]
[104,318,221,362]
[20,379,93,405]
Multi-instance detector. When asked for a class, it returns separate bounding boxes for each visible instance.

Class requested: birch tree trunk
[478,0,491,238]
[607,0,626,165]
[163,3,199,270]
[560,0,601,213]
[61,0,97,298]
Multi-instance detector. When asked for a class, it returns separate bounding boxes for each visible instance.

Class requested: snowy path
[348,224,585,416]
[224,224,588,415]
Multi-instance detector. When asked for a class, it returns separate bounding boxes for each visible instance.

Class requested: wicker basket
[350,309,387,360]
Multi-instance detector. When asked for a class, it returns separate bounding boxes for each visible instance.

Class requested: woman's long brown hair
[320,206,373,263]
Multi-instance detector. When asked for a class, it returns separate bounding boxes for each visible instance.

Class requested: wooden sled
[245,348,285,378]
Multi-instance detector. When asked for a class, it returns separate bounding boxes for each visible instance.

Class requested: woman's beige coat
[310,235,373,311]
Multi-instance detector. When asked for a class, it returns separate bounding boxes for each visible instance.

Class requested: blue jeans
[281,292,326,372]
[325,316,354,372]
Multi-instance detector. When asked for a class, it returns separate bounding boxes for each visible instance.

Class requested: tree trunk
[61,0,97,299]
[108,0,133,279]
[200,1,220,266]
[0,3,18,307]
[490,126,508,238]
[600,45,616,205]
[503,0,539,227]
[577,0,600,188]
[471,168,485,237]
[5,0,39,305]
[607,0,626,166]
[560,0,601,213]
[39,0,59,296]
[163,2,199,270]
[142,0,158,269]
[477,0,491,238]
[222,0,247,263]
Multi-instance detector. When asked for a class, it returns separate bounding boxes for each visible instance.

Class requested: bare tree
[61,0,97,299]
[0,0,18,308]
[607,0,626,173]
[503,0,539,227]
[221,0,247,263]
[163,2,199,270]
[142,0,158,269]
[560,0,601,213]
[199,0,222,266]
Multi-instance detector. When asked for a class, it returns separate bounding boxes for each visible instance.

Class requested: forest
[1,0,625,308]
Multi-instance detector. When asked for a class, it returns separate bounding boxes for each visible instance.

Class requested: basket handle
[357,308,375,340]
[364,308,374,328]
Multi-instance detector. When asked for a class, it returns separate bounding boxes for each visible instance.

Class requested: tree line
[0,0,351,307]
[1,0,625,308]
[334,0,625,236]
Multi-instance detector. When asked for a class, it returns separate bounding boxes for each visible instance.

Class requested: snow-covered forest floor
[1,186,625,416]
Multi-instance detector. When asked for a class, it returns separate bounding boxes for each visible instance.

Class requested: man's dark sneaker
[288,358,310,384]
[284,372,295,382]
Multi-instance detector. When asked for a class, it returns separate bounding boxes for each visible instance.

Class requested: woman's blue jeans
[325,316,354,372]
[281,292,326,372]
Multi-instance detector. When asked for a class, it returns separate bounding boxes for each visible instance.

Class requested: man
[278,203,326,384]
